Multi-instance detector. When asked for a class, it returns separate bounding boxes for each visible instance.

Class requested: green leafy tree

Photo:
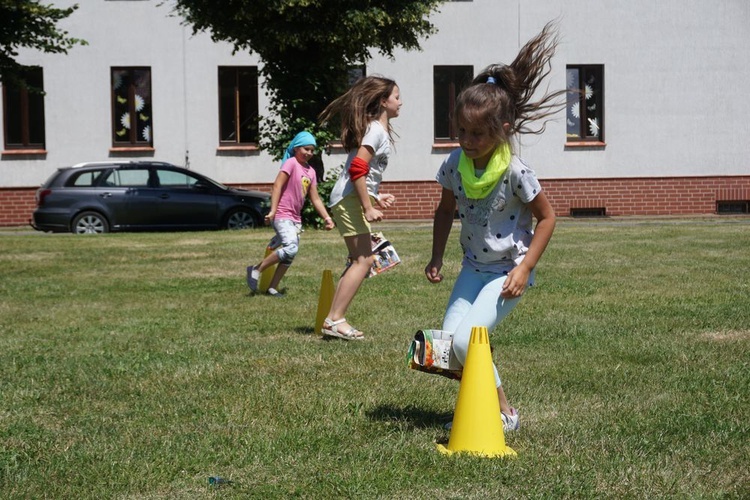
[172,0,445,163]
[0,1,86,88]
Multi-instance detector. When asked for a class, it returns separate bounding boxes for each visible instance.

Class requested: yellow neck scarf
[457,143,511,199]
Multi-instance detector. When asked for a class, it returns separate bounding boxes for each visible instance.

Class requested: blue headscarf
[281,131,317,166]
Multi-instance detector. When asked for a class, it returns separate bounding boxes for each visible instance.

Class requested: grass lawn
[1,218,748,498]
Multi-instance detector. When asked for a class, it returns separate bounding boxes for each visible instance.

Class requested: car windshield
[202,176,230,190]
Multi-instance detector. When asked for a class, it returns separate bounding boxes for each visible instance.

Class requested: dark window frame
[717,200,749,214]
[566,64,605,144]
[111,66,153,148]
[347,65,366,87]
[218,66,259,146]
[2,66,46,151]
[323,65,367,152]
[570,207,607,218]
[433,65,473,142]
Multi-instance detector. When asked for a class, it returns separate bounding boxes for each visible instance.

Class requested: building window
[111,67,153,147]
[3,67,46,150]
[347,65,366,86]
[566,65,604,143]
[570,207,607,218]
[434,65,473,141]
[218,66,259,145]
[717,201,749,214]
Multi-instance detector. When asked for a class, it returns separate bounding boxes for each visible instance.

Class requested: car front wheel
[224,208,258,230]
[72,211,110,234]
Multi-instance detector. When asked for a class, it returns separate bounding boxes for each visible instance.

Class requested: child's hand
[501,265,530,298]
[377,193,395,209]
[424,260,444,283]
[323,216,335,230]
[364,206,383,222]
[264,210,275,225]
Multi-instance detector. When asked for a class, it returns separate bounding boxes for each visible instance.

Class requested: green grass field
[1,218,748,498]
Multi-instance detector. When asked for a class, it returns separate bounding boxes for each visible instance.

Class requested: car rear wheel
[224,208,257,230]
[72,211,110,234]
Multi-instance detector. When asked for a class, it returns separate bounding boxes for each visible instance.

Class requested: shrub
[302,163,342,228]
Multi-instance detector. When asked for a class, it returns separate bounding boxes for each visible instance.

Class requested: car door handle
[99,192,112,198]
[159,193,170,199]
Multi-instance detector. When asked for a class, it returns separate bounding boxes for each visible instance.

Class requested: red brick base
[4,175,749,227]
[0,188,37,227]
[541,176,750,217]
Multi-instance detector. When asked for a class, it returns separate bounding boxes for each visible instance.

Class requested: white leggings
[443,267,522,388]
[269,219,302,265]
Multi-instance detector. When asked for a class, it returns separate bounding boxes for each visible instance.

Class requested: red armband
[348,156,370,181]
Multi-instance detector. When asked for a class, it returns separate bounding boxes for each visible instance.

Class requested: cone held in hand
[437,326,516,458]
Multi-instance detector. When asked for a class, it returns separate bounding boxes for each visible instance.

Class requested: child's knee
[351,253,375,267]
[451,334,469,364]
[277,243,299,265]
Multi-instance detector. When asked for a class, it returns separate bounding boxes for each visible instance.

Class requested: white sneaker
[444,408,520,432]
[501,407,520,431]
[246,265,260,292]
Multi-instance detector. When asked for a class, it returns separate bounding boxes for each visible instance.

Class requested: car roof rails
[70,161,119,169]
[145,161,179,167]
[70,160,178,169]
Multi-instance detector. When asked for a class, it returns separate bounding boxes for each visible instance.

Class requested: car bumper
[31,211,70,232]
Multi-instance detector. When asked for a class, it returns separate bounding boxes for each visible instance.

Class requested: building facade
[2,0,749,226]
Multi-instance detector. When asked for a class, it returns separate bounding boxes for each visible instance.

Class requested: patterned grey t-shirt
[436,149,542,278]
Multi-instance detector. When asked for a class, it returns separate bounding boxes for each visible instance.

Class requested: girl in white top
[425,22,566,431]
[318,76,401,340]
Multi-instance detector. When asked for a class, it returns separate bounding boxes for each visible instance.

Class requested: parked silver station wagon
[31,161,271,234]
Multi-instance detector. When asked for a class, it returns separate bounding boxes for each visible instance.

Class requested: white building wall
[2,0,749,189]
[525,0,750,180]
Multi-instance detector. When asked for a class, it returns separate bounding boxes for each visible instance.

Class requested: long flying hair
[319,75,398,152]
[454,21,567,149]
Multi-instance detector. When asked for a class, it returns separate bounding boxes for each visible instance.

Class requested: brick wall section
[542,176,750,216]
[0,188,37,227]
[236,181,444,220]
[3,176,750,227]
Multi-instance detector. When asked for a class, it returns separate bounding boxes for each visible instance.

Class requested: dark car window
[108,169,151,187]
[69,169,109,187]
[156,169,201,188]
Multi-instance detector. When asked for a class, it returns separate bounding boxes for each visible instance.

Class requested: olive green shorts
[330,194,374,237]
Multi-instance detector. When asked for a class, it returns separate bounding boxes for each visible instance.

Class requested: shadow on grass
[294,326,315,335]
[366,404,452,430]
[293,326,368,339]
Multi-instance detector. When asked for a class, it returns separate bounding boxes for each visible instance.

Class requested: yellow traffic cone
[258,246,277,293]
[437,326,516,458]
[314,269,335,335]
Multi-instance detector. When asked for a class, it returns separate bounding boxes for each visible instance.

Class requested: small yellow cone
[437,326,516,458]
[314,270,334,335]
[258,246,277,293]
